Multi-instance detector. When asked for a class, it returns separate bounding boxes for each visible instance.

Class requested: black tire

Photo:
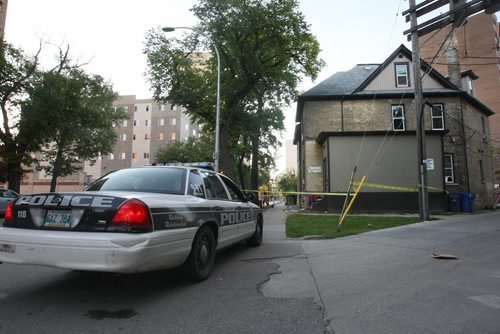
[247,216,263,247]
[184,225,216,282]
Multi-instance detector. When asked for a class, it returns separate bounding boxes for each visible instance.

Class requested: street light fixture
[162,26,221,172]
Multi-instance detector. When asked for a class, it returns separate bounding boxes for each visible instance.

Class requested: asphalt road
[0,208,327,334]
[1,207,499,333]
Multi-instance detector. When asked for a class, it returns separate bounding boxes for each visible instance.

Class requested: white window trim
[431,104,444,130]
[395,63,410,88]
[444,153,454,184]
[391,105,405,131]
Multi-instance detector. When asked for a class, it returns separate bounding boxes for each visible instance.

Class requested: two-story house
[294,45,495,213]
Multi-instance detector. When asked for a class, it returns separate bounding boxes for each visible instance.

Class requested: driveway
[260,206,500,333]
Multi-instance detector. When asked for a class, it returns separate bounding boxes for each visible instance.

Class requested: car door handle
[213,206,224,211]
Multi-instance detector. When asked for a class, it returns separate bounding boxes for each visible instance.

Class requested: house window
[171,118,177,126]
[122,120,128,127]
[431,104,444,130]
[145,134,150,140]
[171,132,177,140]
[467,77,474,95]
[392,105,405,131]
[158,118,165,126]
[109,153,114,160]
[120,153,126,160]
[144,152,150,159]
[444,154,454,184]
[160,104,165,111]
[395,63,410,87]
[158,133,164,140]
[120,134,127,141]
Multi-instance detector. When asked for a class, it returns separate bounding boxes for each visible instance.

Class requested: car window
[187,170,205,198]
[201,171,229,200]
[220,175,245,201]
[4,190,18,198]
[86,168,187,195]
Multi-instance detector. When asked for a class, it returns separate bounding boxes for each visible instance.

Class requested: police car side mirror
[245,192,256,202]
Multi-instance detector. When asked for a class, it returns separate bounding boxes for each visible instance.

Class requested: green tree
[0,41,42,192]
[275,169,297,205]
[144,0,323,181]
[155,135,213,164]
[21,68,126,192]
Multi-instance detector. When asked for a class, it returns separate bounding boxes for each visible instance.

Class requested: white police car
[0,165,263,281]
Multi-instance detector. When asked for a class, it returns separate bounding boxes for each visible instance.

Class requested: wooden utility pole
[409,0,429,221]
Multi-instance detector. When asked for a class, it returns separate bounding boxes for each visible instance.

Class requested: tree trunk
[6,162,23,193]
[250,132,259,191]
[237,153,246,190]
[219,125,234,180]
[50,147,64,192]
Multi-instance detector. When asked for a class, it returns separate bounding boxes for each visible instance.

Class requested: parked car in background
[0,189,19,218]
[0,166,263,281]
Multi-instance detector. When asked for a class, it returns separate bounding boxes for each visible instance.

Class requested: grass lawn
[286,214,422,239]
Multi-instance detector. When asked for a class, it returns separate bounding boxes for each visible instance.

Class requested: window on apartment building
[160,104,165,111]
[122,120,128,127]
[109,153,115,160]
[170,104,176,111]
[133,134,136,140]
[171,132,177,140]
[479,159,485,183]
[133,120,137,126]
[145,119,149,126]
[394,62,410,87]
[120,134,127,141]
[158,133,164,140]
[444,154,454,184]
[146,105,150,112]
[391,105,405,131]
[132,152,137,159]
[120,153,126,160]
[134,105,138,112]
[158,118,165,126]
[431,104,444,130]
[144,152,150,159]
[145,134,150,140]
[171,118,177,126]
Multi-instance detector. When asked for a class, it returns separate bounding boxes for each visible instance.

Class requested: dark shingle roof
[302,64,379,97]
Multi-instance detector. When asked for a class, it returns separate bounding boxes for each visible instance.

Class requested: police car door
[218,175,255,240]
[201,171,240,249]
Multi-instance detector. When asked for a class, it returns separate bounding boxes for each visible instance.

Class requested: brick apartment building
[18,96,201,194]
[419,12,500,186]
[0,0,7,39]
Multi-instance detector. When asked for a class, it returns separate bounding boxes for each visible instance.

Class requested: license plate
[44,210,73,228]
[0,244,16,253]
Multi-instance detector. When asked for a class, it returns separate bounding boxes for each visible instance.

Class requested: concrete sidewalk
[260,205,500,334]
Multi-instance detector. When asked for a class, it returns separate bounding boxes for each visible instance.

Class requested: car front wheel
[247,216,263,247]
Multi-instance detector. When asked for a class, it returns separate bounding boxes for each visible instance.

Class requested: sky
[4,0,414,170]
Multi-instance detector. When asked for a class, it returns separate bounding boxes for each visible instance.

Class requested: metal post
[409,0,430,221]
[162,26,221,172]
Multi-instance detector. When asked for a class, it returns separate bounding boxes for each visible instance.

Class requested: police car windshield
[86,168,187,195]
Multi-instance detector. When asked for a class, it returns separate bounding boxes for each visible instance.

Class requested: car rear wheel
[184,225,216,282]
[247,216,263,247]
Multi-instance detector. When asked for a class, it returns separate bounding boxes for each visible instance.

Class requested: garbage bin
[459,192,476,213]
[448,193,461,212]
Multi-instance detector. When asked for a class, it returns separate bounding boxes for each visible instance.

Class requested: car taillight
[4,201,14,223]
[109,199,152,231]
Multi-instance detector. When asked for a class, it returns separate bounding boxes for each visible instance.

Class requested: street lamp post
[162,26,221,172]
